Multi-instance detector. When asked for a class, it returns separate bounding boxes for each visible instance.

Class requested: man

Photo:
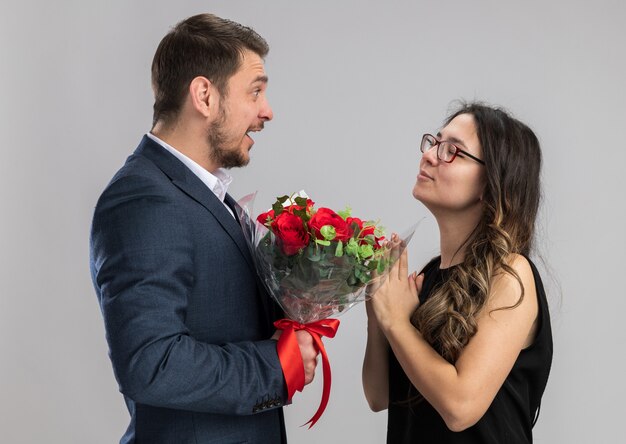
[90,13,317,443]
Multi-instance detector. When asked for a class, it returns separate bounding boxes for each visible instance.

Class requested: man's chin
[220,153,249,169]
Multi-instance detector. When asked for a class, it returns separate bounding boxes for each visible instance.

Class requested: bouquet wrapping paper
[236,192,416,426]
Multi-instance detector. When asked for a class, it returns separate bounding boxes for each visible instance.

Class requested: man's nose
[259,99,273,121]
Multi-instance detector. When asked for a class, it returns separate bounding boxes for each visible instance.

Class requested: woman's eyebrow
[437,132,467,147]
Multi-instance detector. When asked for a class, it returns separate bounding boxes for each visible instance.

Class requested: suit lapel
[224,193,277,326]
[134,136,255,272]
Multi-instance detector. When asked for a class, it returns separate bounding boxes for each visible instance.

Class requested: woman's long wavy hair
[411,102,542,364]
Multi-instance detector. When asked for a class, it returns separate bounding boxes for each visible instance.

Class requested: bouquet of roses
[236,191,415,426]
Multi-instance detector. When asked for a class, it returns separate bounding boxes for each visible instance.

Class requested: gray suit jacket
[90,136,287,443]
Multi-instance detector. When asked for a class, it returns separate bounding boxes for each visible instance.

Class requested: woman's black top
[387,257,553,443]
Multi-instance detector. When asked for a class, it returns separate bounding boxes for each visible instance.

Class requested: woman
[362,103,552,443]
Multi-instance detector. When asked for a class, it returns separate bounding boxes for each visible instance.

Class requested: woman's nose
[422,145,439,165]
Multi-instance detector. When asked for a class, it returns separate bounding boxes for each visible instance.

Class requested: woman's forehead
[441,114,478,145]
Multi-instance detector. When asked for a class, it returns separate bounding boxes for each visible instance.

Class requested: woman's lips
[418,169,434,181]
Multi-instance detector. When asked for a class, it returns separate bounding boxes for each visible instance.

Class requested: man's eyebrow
[252,75,268,84]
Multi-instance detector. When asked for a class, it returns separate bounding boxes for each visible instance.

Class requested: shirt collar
[146,132,232,202]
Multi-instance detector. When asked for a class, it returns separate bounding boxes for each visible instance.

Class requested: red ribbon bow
[273,318,340,428]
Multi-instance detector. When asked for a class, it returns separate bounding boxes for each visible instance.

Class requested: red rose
[271,211,310,255]
[257,209,275,226]
[258,199,314,226]
[308,208,353,242]
[347,217,384,249]
[360,224,376,238]
[346,217,363,230]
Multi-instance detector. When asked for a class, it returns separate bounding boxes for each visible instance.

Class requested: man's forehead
[239,50,267,76]
[225,56,267,90]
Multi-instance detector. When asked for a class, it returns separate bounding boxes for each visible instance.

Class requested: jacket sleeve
[89,173,287,415]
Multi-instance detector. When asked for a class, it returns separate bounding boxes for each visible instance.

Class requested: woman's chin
[412,184,424,201]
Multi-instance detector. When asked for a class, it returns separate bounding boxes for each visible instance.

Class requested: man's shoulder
[93,150,177,217]
[102,148,169,192]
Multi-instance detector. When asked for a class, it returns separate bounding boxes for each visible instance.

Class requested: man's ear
[189,76,216,118]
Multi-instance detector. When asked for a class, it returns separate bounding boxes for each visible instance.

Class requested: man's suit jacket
[90,136,287,443]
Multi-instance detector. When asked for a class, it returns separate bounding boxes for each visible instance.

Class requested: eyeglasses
[420,134,485,165]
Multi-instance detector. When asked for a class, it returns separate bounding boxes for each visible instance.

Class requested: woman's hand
[369,234,423,333]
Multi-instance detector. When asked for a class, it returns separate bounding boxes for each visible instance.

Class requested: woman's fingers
[414,273,424,294]
[408,271,417,294]
[398,249,409,280]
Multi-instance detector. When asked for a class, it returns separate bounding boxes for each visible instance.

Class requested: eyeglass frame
[420,133,485,165]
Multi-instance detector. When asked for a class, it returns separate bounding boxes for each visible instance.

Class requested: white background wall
[1,1,625,442]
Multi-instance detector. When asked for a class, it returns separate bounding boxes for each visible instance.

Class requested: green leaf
[293,208,308,220]
[335,241,344,257]
[377,258,387,273]
[359,244,374,259]
[374,226,385,237]
[307,247,322,262]
[272,201,284,216]
[294,196,309,207]
[345,238,359,257]
[315,239,331,246]
[337,206,352,220]
[362,235,375,245]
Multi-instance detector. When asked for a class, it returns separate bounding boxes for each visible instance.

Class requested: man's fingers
[296,331,319,385]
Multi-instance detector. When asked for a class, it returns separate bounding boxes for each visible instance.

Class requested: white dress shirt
[146,132,235,218]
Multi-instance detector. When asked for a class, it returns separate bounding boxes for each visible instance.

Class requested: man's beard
[207,105,249,169]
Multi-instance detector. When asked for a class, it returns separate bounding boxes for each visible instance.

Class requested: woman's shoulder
[487,253,537,312]
[507,253,533,276]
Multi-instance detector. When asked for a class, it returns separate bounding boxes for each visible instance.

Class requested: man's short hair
[151,13,269,126]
